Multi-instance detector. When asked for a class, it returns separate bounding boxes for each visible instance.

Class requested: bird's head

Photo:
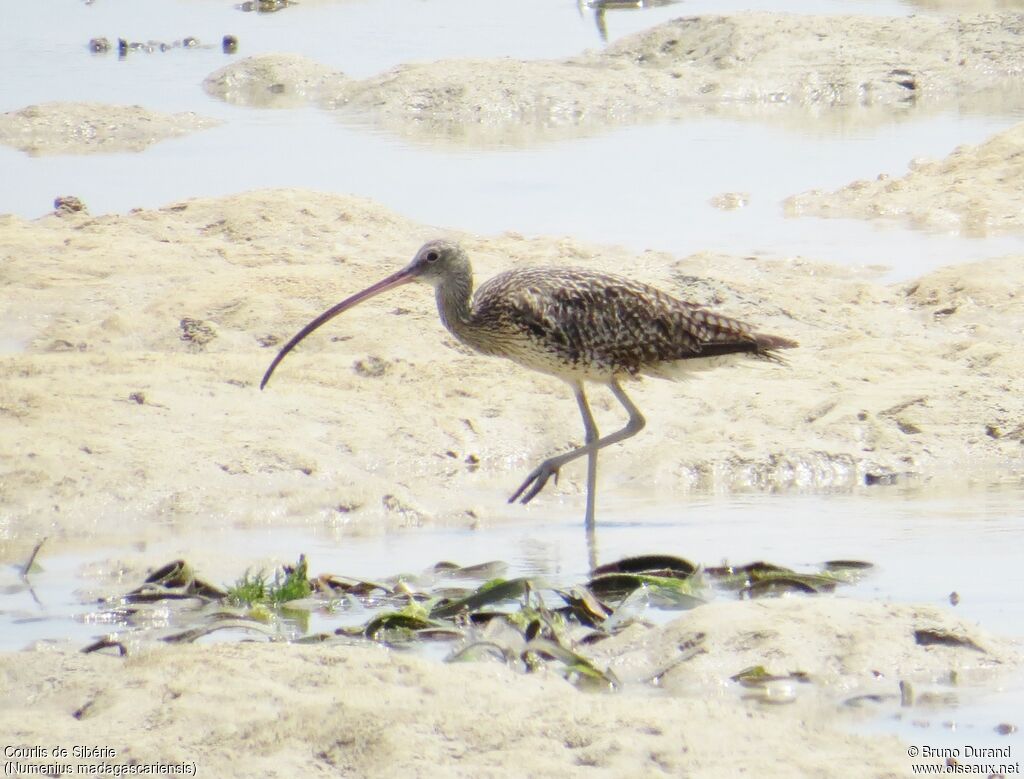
[401,239,470,287]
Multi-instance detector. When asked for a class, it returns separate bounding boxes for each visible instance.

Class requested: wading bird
[261,239,796,531]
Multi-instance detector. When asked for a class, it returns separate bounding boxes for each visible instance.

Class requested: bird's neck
[434,267,474,339]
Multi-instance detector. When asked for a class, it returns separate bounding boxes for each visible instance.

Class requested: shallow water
[5,485,1023,649]
[3,486,1022,749]
[4,0,1024,280]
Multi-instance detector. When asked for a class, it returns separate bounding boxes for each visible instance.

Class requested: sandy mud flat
[0,102,218,156]
[787,121,1024,235]
[204,12,1024,144]
[1,186,1022,553]
[0,598,1017,778]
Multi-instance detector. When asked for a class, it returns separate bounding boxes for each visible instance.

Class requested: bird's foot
[508,460,560,505]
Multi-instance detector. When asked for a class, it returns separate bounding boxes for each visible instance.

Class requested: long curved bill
[260,265,416,390]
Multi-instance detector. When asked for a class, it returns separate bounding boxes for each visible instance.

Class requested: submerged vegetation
[226,555,312,606]
[82,552,872,690]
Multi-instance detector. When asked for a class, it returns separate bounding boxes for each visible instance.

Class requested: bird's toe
[509,461,560,505]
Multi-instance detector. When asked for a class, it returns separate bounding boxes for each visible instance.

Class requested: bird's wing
[474,268,781,373]
[491,271,703,373]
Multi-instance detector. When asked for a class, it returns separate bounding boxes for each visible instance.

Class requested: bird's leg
[509,381,593,505]
[509,377,646,506]
[579,390,599,532]
[579,390,600,571]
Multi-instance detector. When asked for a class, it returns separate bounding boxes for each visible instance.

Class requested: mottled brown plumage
[463,265,793,380]
[261,239,797,530]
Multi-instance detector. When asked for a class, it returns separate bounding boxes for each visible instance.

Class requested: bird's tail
[753,333,798,364]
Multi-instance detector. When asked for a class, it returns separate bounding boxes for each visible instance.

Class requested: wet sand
[2,10,1024,778]
[206,13,1024,144]
[2,186,1023,556]
[787,121,1024,235]
[0,103,218,156]
[0,598,1015,778]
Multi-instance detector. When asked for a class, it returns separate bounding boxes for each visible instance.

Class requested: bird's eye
[426,251,440,263]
